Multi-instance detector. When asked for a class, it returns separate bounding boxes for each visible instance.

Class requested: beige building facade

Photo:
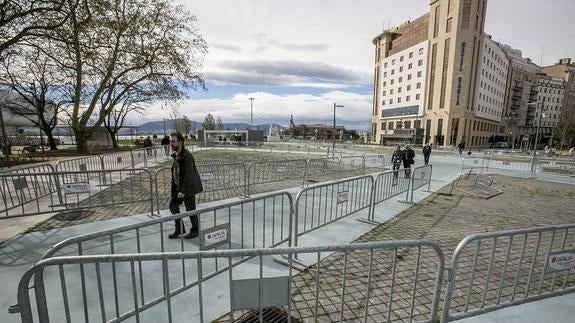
[372,0,500,148]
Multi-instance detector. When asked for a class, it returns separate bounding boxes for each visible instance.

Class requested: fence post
[362,154,366,175]
[130,150,136,169]
[303,159,310,186]
[99,155,107,186]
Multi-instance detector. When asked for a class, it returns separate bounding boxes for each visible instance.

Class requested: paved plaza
[0,149,574,323]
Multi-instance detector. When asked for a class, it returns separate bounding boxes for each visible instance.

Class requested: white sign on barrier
[546,250,575,273]
[200,223,230,250]
[64,182,90,194]
[473,160,479,165]
[337,190,349,203]
[200,172,214,181]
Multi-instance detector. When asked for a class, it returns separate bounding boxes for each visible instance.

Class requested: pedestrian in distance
[422,143,432,166]
[168,132,204,239]
[403,145,415,178]
[391,145,403,178]
[161,135,170,155]
[143,136,153,156]
[457,142,465,156]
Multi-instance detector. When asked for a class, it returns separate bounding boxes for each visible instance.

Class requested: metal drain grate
[53,210,96,221]
[234,307,301,323]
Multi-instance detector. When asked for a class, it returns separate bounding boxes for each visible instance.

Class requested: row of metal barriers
[461,154,575,176]
[13,165,437,322]
[14,216,575,322]
[0,153,386,219]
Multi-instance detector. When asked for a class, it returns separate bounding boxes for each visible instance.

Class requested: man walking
[391,145,403,178]
[403,145,415,177]
[161,135,170,156]
[143,136,153,156]
[422,143,432,166]
[168,132,203,239]
[457,142,465,156]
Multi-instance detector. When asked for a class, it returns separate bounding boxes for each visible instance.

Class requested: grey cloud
[210,42,242,52]
[205,70,298,86]
[269,40,329,52]
[220,59,371,84]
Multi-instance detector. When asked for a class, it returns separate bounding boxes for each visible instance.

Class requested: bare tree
[216,116,224,130]
[103,96,144,149]
[168,104,180,132]
[27,0,207,153]
[1,47,69,150]
[0,0,71,54]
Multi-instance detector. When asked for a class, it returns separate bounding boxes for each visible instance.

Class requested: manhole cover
[234,307,301,323]
[54,210,96,221]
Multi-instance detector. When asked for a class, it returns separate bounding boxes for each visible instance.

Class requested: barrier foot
[273,255,309,272]
[357,217,381,225]
[397,200,416,205]
[8,304,20,314]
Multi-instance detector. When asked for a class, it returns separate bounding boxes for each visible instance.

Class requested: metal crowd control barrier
[246,159,307,196]
[55,155,104,181]
[131,148,150,168]
[293,175,373,249]
[0,169,154,218]
[363,153,386,170]
[26,192,293,322]
[404,165,432,204]
[154,162,248,214]
[441,223,575,322]
[304,157,341,185]
[362,169,411,223]
[0,164,62,218]
[461,156,487,174]
[101,150,133,171]
[17,240,445,323]
[338,155,366,177]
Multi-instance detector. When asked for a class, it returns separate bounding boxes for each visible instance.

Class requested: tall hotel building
[372,0,508,147]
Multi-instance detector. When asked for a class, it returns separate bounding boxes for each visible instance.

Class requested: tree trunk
[46,131,58,150]
[110,131,119,149]
[75,132,89,154]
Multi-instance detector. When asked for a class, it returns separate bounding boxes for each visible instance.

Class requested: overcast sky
[138,0,575,130]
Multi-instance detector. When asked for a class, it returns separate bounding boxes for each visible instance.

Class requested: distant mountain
[126,119,287,136]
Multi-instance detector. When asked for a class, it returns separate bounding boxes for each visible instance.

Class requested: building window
[398,97,402,103]
[446,17,453,33]
[400,56,404,62]
[381,122,386,131]
[399,77,403,83]
[406,95,410,102]
[392,59,396,65]
[409,52,413,58]
[390,89,394,95]
[391,79,394,85]
[416,94,420,100]
[407,85,411,90]
[383,81,386,87]
[404,121,411,129]
[419,48,424,55]
[382,90,386,96]
[416,82,421,89]
[407,74,412,80]
[408,63,413,69]
[459,41,466,71]
[418,59,423,66]
[389,122,394,130]
[417,71,422,77]
[391,69,395,75]
[384,62,388,68]
[382,100,385,106]
[389,98,393,104]
[399,66,404,72]
[398,87,402,93]
[384,72,387,77]
[456,77,462,105]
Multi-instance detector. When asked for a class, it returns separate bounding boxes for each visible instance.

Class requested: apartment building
[372,0,495,147]
[534,75,565,140]
[542,58,575,128]
[471,35,508,147]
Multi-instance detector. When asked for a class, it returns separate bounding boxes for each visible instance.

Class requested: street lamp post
[249,97,255,129]
[0,105,9,167]
[528,102,544,178]
[333,103,344,157]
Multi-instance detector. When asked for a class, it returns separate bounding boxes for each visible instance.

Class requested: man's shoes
[184,229,199,239]
[168,228,185,239]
